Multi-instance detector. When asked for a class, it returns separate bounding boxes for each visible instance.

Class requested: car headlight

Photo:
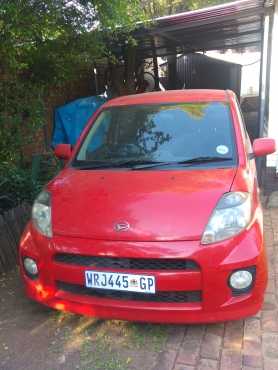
[201,192,251,245]
[32,190,52,237]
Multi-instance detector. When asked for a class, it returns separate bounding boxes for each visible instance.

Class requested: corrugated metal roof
[128,0,274,58]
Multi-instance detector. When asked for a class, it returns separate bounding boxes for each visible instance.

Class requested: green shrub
[0,152,61,213]
[0,163,40,212]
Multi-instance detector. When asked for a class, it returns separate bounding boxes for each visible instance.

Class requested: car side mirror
[252,138,276,158]
[54,144,72,160]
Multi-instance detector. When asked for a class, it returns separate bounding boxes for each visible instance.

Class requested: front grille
[57,281,202,303]
[54,254,200,271]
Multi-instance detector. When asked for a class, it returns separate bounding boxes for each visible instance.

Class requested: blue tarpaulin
[51,96,106,148]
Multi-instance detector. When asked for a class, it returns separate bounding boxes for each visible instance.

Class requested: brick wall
[23,71,95,159]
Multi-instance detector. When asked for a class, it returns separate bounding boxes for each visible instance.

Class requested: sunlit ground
[0,274,169,370]
[48,311,168,370]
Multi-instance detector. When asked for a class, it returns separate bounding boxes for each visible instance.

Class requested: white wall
[205,50,260,96]
[268,0,278,168]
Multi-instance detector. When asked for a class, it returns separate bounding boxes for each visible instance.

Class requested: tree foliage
[0,0,145,208]
[0,0,145,163]
[0,0,144,80]
[141,0,230,18]
[0,0,229,208]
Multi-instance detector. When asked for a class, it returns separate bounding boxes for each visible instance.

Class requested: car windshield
[73,102,237,169]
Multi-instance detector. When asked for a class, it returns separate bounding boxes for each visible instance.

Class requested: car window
[237,97,253,154]
[75,102,236,166]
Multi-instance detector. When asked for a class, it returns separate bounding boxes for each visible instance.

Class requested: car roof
[103,89,232,108]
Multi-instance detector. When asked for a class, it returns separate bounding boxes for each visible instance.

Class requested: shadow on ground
[0,271,168,370]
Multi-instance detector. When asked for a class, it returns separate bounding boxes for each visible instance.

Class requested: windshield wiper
[131,156,233,170]
[74,159,164,170]
[74,156,233,170]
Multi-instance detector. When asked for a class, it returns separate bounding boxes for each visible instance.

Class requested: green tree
[141,0,230,17]
[0,0,145,162]
[0,0,145,208]
[0,0,144,80]
[0,0,230,208]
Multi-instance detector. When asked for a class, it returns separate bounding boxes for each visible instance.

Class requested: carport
[111,0,275,181]
[133,0,272,57]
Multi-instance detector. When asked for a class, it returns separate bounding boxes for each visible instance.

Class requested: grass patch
[80,329,129,370]
[79,320,168,369]
[127,323,168,351]
[47,315,169,370]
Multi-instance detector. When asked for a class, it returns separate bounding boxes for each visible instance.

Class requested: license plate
[85,271,156,294]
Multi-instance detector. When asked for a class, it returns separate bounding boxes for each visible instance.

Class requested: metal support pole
[258,15,270,139]
[257,14,272,186]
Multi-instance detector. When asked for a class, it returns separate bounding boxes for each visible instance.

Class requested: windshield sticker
[216,145,229,155]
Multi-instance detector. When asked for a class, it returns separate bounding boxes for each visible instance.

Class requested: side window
[235,97,253,155]
[241,114,253,156]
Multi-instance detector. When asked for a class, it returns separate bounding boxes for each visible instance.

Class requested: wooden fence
[0,204,31,273]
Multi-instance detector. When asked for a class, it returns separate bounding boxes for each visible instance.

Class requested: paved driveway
[0,208,277,370]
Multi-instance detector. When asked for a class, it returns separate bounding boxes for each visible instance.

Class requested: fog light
[23,257,38,277]
[229,270,253,290]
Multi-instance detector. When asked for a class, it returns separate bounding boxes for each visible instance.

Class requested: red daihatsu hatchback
[20,90,276,323]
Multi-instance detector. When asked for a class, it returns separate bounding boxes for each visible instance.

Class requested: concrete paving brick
[243,339,261,354]
[206,323,225,337]
[197,358,218,370]
[177,340,201,366]
[184,325,206,344]
[262,310,278,332]
[153,349,177,370]
[244,318,261,340]
[262,293,277,311]
[173,364,195,370]
[264,358,278,370]
[201,332,222,360]
[243,354,263,368]
[266,278,275,293]
[166,325,186,350]
[223,321,244,349]
[220,349,242,370]
[262,333,278,360]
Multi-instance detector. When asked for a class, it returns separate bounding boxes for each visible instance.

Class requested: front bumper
[19,221,267,323]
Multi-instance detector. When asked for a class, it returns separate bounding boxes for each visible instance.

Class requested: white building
[268,0,278,169]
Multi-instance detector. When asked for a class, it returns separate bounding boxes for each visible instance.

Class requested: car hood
[50,167,236,241]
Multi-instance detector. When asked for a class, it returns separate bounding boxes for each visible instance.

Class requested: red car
[20,90,276,323]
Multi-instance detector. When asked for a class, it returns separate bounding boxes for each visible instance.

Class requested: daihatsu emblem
[114,222,130,232]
